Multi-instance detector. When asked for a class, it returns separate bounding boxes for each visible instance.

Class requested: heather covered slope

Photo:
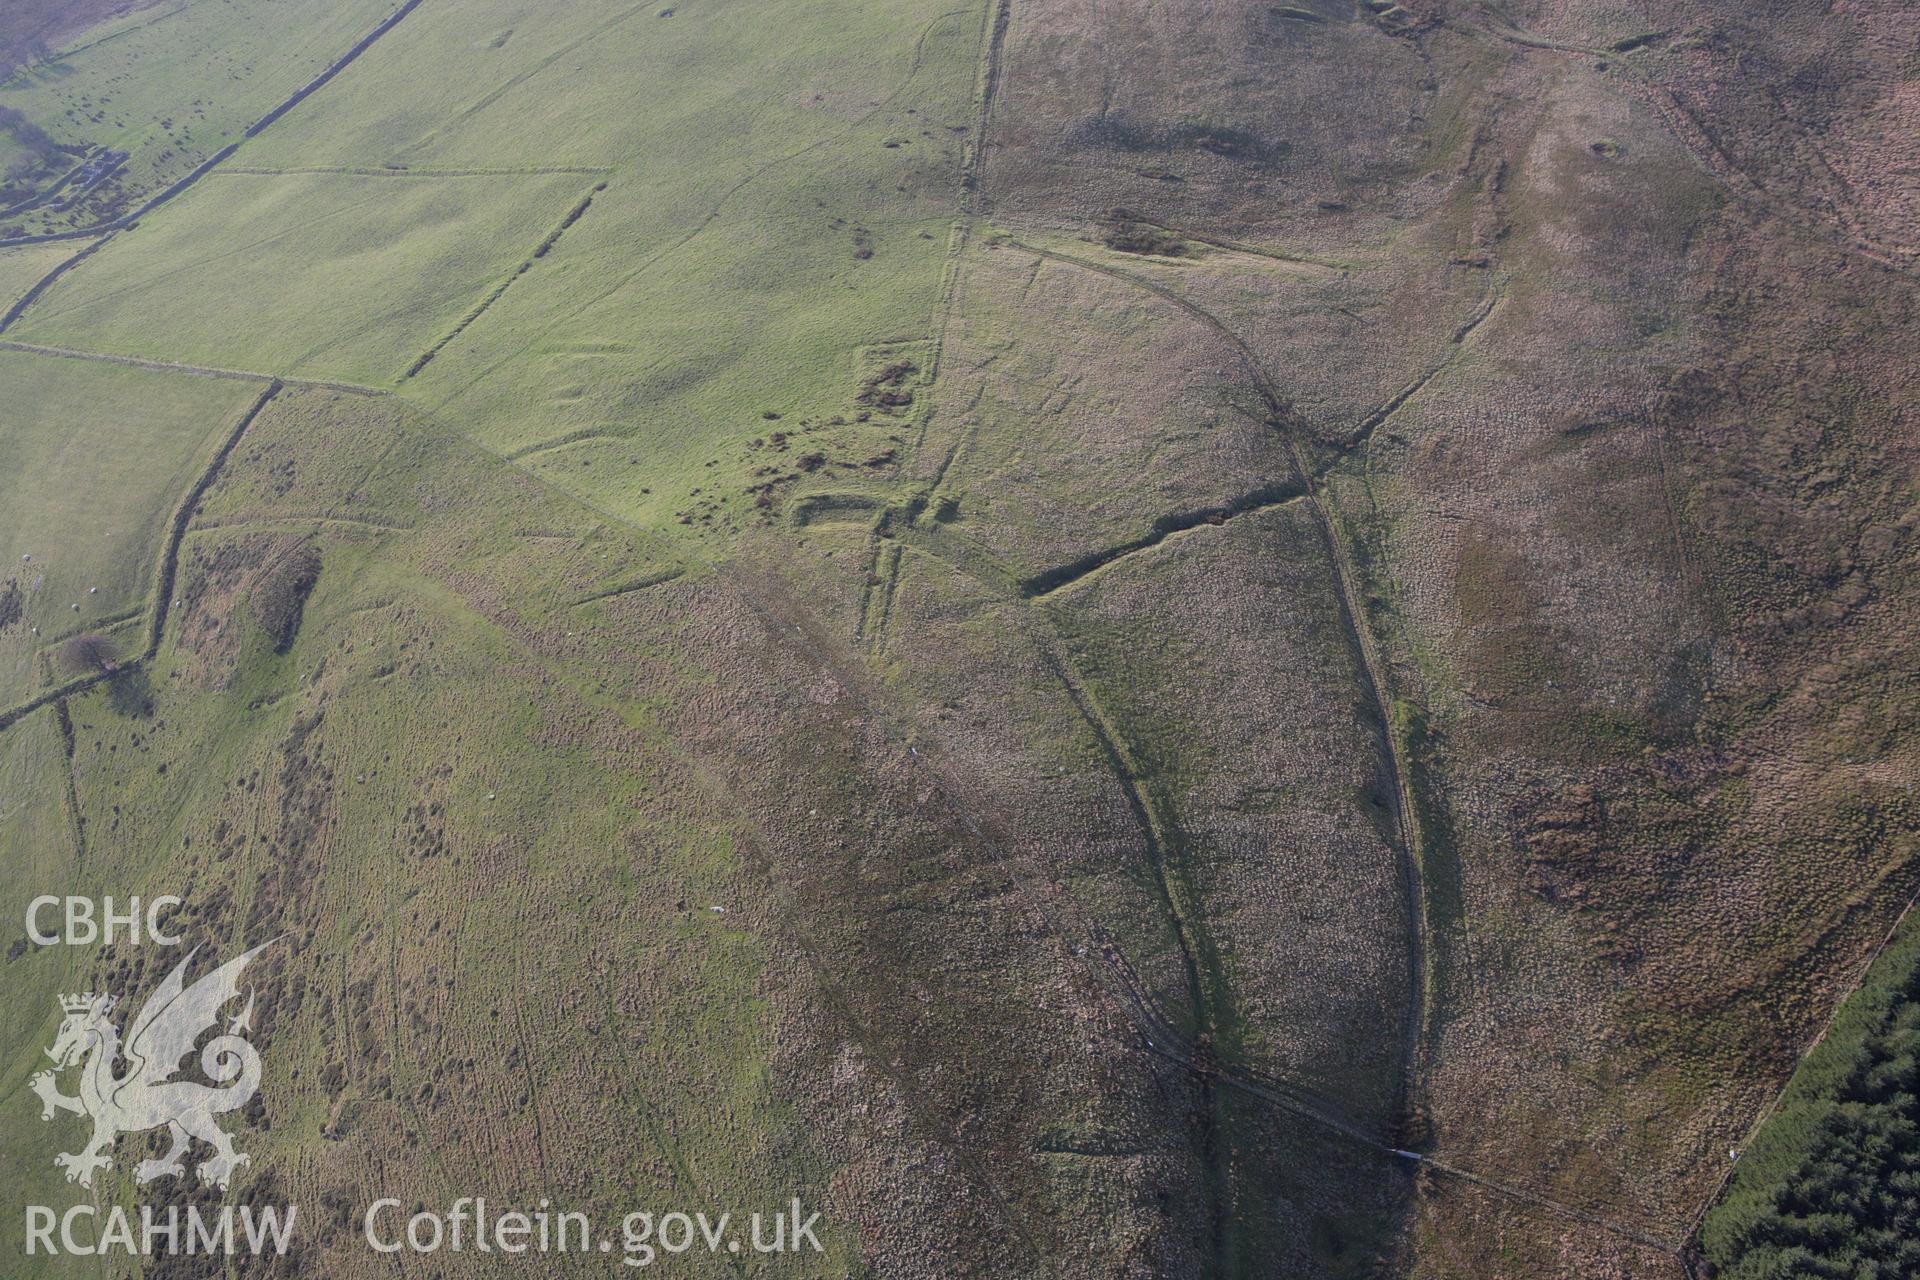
[959,2,1915,1273]
[0,1,1914,1277]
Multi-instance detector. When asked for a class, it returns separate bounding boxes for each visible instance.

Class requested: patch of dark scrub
[251,543,322,652]
[857,359,918,410]
[1068,111,1162,153]
[241,712,334,939]
[1609,31,1664,53]
[0,578,21,631]
[1067,112,1285,166]
[142,1167,307,1278]
[1101,209,1189,256]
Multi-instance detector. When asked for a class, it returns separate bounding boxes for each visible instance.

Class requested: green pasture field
[4,0,986,539]
[224,0,984,531]
[10,169,593,385]
[0,351,259,707]
[0,0,394,236]
[0,241,72,309]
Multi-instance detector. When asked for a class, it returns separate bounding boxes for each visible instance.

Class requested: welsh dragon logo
[30,943,269,1190]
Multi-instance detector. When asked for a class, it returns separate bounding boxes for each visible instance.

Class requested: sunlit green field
[14,169,595,384]
[0,242,71,309]
[0,352,258,704]
[247,0,981,534]
[0,0,393,236]
[10,0,982,537]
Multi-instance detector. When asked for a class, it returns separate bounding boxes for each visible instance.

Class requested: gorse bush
[1699,920,1920,1279]
[250,542,321,653]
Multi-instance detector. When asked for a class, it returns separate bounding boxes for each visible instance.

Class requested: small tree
[60,632,117,675]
